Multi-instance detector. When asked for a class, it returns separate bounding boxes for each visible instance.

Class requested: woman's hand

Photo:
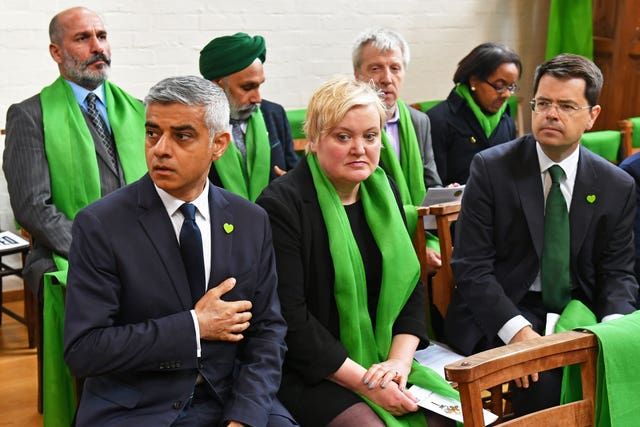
[363,358,412,392]
[362,378,419,416]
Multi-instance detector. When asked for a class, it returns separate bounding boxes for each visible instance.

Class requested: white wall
[0,0,549,230]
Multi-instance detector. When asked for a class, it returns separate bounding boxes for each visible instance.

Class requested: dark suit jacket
[208,99,299,186]
[256,159,427,398]
[3,90,127,294]
[64,174,287,426]
[444,135,639,355]
[620,152,640,280]
[428,88,515,185]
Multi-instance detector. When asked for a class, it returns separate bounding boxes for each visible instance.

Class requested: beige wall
[0,0,549,230]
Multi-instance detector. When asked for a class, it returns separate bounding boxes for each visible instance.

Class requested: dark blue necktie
[179,203,205,306]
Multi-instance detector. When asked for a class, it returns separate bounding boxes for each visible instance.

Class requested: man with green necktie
[199,32,299,202]
[445,54,638,417]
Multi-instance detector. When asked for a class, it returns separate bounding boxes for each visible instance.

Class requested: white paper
[414,341,464,380]
[545,312,561,336]
[409,385,499,426]
[0,230,29,251]
[421,185,465,229]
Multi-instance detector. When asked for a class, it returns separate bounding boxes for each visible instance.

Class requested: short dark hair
[453,42,522,85]
[533,54,603,106]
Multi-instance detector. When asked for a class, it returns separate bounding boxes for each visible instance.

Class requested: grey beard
[230,102,259,121]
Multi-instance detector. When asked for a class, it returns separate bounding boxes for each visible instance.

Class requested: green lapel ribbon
[455,84,508,138]
[40,77,145,427]
[213,108,271,201]
[40,76,147,220]
[557,301,640,426]
[307,154,458,426]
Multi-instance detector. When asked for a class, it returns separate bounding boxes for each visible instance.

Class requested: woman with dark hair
[428,42,522,185]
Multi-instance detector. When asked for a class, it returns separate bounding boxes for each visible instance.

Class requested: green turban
[199,32,267,80]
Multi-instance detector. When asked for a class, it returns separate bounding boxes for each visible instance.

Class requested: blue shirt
[65,79,112,131]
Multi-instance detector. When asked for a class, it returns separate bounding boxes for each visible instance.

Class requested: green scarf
[557,302,640,426]
[455,84,508,138]
[41,76,147,220]
[213,108,270,201]
[40,77,146,427]
[307,155,458,426]
[380,100,426,207]
[380,100,429,238]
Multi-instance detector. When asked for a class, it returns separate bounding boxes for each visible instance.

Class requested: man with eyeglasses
[445,54,638,416]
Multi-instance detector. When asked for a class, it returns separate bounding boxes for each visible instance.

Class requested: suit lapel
[570,147,599,259]
[208,185,233,288]
[136,174,192,309]
[514,136,545,258]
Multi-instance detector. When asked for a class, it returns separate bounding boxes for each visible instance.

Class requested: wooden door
[592,0,640,131]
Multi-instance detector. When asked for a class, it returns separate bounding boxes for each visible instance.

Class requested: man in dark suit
[198,32,298,201]
[2,6,146,295]
[444,54,638,415]
[63,76,292,426]
[620,152,640,282]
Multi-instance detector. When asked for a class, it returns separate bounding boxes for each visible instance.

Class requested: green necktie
[541,165,571,312]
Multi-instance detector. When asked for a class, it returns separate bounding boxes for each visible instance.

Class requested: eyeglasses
[483,80,519,94]
[529,99,592,116]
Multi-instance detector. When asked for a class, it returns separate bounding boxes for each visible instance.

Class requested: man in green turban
[199,32,299,201]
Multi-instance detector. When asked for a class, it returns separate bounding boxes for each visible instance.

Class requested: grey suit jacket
[407,104,443,188]
[444,135,639,355]
[3,90,125,293]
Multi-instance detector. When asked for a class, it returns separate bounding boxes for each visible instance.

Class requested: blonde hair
[303,76,386,154]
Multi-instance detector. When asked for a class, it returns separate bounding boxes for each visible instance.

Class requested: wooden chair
[618,118,637,158]
[445,331,598,426]
[414,202,460,321]
[580,127,632,164]
[414,202,514,422]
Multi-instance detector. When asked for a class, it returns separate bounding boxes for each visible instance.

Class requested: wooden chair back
[618,119,636,158]
[445,331,598,426]
[414,203,460,320]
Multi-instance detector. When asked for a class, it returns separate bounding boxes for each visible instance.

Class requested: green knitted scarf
[455,84,508,138]
[213,108,270,201]
[307,154,458,426]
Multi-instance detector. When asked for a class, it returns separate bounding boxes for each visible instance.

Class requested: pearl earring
[471,86,476,91]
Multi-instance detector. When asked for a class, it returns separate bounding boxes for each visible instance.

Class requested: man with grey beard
[3,6,146,301]
[199,33,298,201]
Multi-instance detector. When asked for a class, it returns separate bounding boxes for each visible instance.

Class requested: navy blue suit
[208,99,299,186]
[64,174,288,426]
[445,135,638,356]
[620,152,640,282]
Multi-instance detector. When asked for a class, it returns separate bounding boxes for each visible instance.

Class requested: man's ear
[210,131,231,161]
[585,104,602,131]
[49,43,63,64]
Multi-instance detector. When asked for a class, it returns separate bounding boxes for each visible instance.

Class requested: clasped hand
[194,277,252,342]
[362,359,418,416]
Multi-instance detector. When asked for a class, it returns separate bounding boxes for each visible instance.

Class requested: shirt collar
[536,142,580,182]
[386,103,400,125]
[154,180,211,222]
[65,79,106,107]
